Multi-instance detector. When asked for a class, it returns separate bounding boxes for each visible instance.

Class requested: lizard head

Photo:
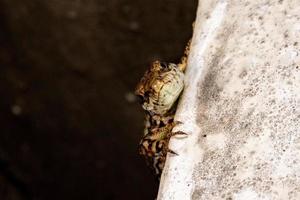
[135,60,184,115]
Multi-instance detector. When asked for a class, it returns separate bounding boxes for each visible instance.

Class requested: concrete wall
[158,0,300,199]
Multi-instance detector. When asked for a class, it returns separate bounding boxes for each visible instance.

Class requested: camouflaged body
[136,61,185,177]
[136,40,190,177]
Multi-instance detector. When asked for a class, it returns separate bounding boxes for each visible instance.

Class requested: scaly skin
[139,113,186,175]
[136,40,190,177]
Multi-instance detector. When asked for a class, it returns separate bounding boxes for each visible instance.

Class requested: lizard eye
[160,62,168,68]
[144,91,151,99]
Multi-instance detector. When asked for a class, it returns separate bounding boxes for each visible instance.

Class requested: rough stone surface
[158,0,300,199]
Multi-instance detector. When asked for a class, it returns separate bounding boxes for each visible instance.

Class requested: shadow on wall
[0,0,197,199]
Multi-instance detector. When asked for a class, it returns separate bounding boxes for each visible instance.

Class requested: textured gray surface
[158,0,300,199]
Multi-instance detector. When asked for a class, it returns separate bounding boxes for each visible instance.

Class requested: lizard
[135,40,190,177]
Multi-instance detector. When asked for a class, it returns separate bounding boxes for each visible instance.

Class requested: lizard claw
[174,120,183,125]
[167,148,179,156]
[170,131,188,137]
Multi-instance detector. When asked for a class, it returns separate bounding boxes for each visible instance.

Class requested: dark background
[0,0,197,199]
